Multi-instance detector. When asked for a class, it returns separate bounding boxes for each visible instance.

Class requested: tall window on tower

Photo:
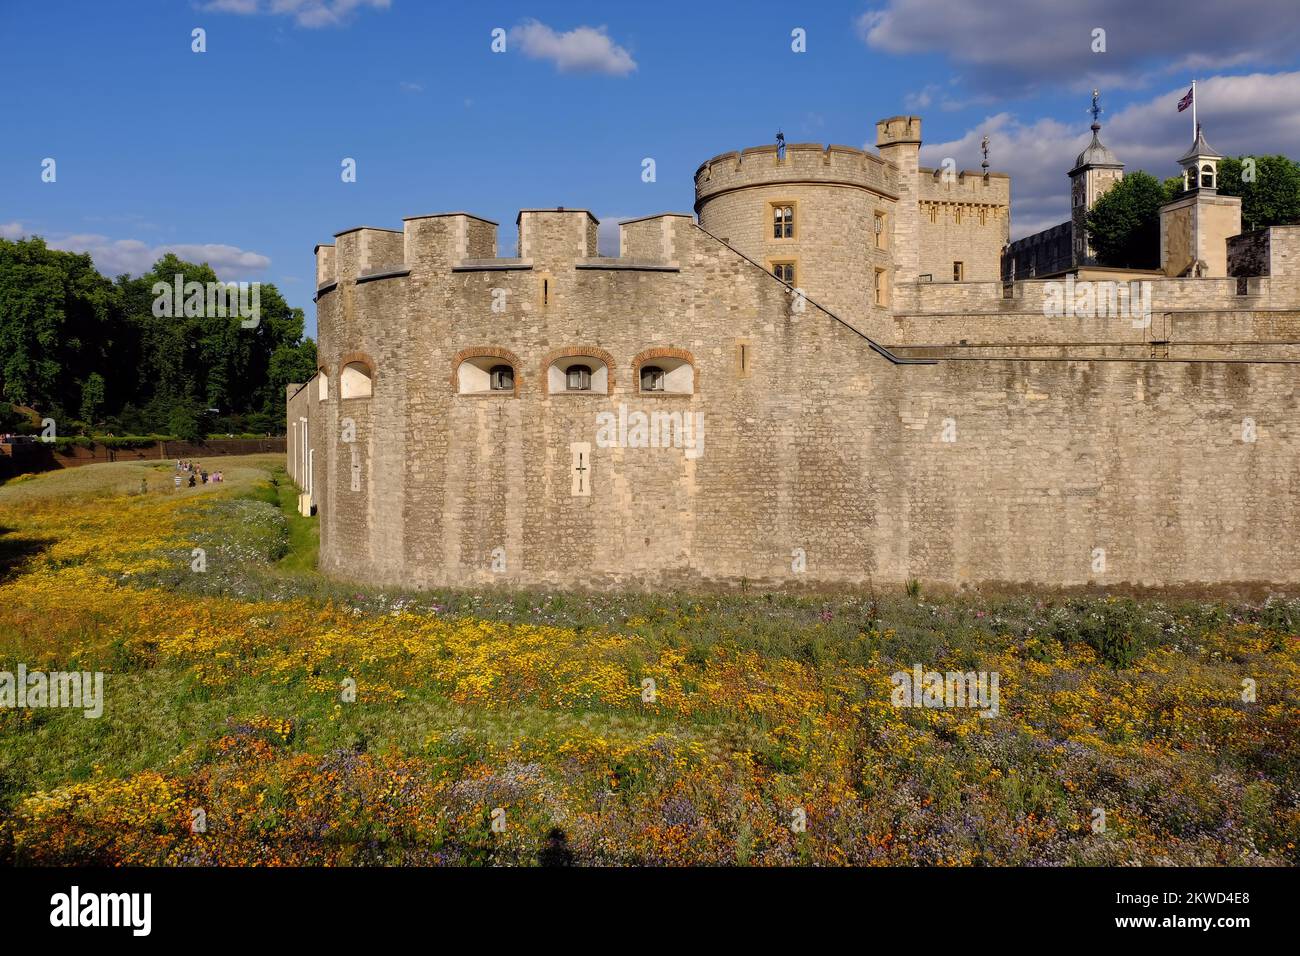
[772,261,796,285]
[874,211,886,248]
[772,204,794,239]
[952,261,965,282]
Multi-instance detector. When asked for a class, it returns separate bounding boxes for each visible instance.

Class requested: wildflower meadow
[0,455,1296,866]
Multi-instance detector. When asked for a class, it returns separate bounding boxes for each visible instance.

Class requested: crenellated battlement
[517,208,598,261]
[694,142,899,207]
[617,212,693,262]
[403,213,499,271]
[331,226,404,283]
[315,210,694,289]
[917,167,1011,205]
[876,115,922,148]
[314,244,336,288]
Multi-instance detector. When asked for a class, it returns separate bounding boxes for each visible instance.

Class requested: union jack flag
[1177,87,1194,112]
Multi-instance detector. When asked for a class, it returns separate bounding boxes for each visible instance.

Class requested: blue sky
[3,0,1299,337]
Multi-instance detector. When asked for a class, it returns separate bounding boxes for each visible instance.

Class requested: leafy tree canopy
[1085,171,1176,270]
[0,237,313,435]
[1215,155,1300,232]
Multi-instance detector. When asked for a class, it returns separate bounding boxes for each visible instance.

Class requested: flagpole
[1191,79,1197,139]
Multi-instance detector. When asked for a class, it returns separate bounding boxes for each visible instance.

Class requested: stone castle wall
[893,275,1300,314]
[914,170,1010,283]
[296,211,1300,591]
[1230,225,1300,278]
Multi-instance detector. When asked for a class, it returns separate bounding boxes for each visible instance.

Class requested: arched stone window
[453,348,521,395]
[542,347,616,395]
[1200,163,1215,189]
[633,348,696,395]
[340,360,373,399]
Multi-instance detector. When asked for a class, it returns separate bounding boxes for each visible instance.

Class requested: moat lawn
[0,455,1295,865]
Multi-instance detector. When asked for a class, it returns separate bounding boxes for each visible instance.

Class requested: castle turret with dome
[1004,90,1124,278]
[1069,91,1125,265]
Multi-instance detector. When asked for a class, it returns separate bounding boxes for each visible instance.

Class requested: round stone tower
[694,139,899,328]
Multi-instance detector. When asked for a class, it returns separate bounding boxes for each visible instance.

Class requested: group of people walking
[173,459,223,488]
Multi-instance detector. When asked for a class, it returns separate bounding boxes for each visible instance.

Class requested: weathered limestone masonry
[887,272,1300,361]
[1229,225,1300,278]
[694,140,897,337]
[694,116,1009,341]
[292,113,1300,592]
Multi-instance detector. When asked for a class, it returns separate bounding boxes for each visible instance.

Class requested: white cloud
[509,19,636,76]
[399,81,423,94]
[904,81,994,113]
[919,71,1300,241]
[45,234,271,280]
[0,222,26,240]
[856,0,1300,94]
[201,0,390,29]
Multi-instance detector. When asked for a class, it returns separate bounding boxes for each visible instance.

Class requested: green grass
[240,465,319,572]
[0,453,285,505]
[272,469,319,572]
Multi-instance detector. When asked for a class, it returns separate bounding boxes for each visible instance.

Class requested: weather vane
[1090,89,1102,126]
[776,129,786,160]
[981,134,990,172]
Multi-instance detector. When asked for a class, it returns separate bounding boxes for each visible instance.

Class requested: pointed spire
[1178,122,1223,164]
[1071,90,1122,174]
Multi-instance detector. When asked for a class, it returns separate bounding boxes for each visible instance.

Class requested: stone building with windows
[288,111,1300,592]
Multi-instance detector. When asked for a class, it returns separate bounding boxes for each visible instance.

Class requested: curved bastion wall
[695,142,897,334]
[287,205,1300,592]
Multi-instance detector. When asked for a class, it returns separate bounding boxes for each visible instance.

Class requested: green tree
[166,404,212,443]
[1215,155,1300,232]
[79,372,106,423]
[0,238,122,412]
[1085,171,1177,269]
[0,237,314,436]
